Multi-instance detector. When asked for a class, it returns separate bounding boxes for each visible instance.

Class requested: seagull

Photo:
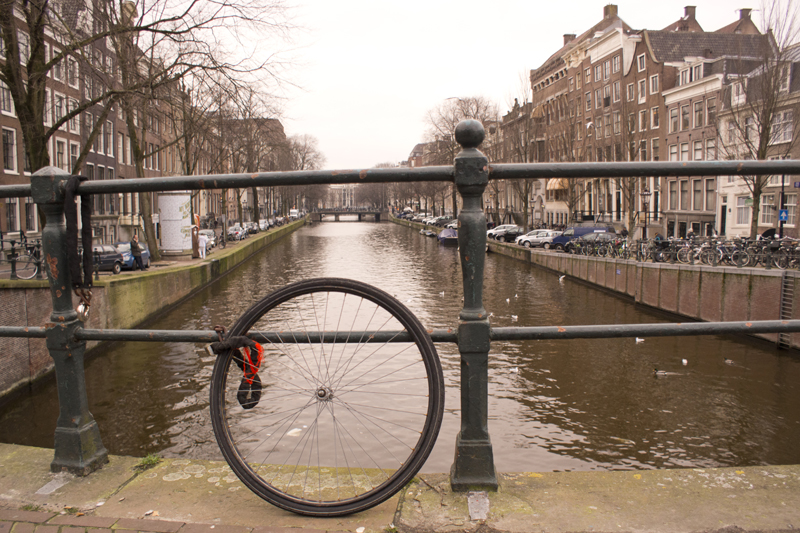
[511,315,518,321]
[653,368,669,377]
[558,275,566,283]
[506,298,510,304]
[515,294,519,298]
[488,312,494,318]
[682,359,688,365]
[636,337,645,344]
[724,358,734,365]
[439,291,445,297]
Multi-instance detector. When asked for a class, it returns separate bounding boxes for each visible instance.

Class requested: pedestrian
[131,234,145,271]
[198,231,208,259]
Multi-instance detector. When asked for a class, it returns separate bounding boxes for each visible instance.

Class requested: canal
[1,220,799,473]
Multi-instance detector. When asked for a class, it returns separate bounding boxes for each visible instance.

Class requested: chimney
[563,34,577,46]
[684,6,696,18]
[740,8,752,19]
[604,4,618,18]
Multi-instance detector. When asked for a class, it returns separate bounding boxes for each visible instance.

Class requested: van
[547,225,616,251]
[289,209,300,220]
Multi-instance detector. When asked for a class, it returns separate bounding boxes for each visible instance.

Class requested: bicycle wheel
[210,278,444,517]
[14,254,37,280]
[772,250,790,269]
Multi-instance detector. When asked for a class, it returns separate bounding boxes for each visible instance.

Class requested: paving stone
[59,527,85,533]
[177,524,250,533]
[10,523,34,533]
[0,521,12,533]
[50,516,116,528]
[252,528,326,533]
[33,526,59,533]
[113,519,183,533]
[0,512,54,524]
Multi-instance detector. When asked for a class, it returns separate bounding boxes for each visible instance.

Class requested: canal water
[1,220,799,473]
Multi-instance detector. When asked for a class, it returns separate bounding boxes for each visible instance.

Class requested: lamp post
[640,186,651,240]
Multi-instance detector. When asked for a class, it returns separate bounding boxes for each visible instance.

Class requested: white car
[487,224,518,240]
[521,230,563,248]
[515,229,548,245]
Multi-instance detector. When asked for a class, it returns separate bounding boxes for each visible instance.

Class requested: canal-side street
[1,443,800,533]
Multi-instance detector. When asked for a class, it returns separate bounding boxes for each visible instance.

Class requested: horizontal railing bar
[2,160,799,199]
[488,160,800,180]
[2,320,797,343]
[490,320,800,340]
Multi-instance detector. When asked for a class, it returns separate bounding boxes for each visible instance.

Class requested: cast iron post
[450,120,498,491]
[30,167,108,475]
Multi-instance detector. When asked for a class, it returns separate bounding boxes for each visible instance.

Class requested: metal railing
[1,120,800,487]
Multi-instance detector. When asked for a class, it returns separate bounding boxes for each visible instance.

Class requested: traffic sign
[779,209,789,221]
[795,181,800,188]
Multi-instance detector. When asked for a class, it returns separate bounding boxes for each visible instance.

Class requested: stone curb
[0,515,326,533]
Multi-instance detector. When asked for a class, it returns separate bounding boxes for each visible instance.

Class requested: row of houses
[408,5,799,240]
[0,0,291,251]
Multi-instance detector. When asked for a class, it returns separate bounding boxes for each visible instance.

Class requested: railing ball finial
[455,120,485,150]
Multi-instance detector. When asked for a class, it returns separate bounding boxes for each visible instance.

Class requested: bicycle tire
[210,278,444,517]
[14,254,37,280]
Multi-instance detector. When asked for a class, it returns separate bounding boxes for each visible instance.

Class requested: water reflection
[1,221,799,474]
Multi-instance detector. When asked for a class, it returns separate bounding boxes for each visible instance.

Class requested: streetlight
[640,186,651,240]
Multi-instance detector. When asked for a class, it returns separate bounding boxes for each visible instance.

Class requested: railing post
[30,166,108,475]
[451,120,498,492]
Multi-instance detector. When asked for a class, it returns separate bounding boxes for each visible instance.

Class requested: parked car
[244,222,259,235]
[486,224,518,240]
[548,225,616,251]
[259,220,271,231]
[197,230,217,250]
[113,242,151,270]
[519,230,563,248]
[515,229,548,246]
[489,225,524,243]
[228,224,247,240]
[85,245,125,274]
[445,220,458,229]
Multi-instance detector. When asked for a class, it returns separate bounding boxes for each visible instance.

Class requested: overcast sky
[279,0,756,170]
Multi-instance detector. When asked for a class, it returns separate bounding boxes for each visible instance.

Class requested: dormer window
[732,81,746,106]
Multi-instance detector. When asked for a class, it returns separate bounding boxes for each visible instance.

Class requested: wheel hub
[315,386,333,402]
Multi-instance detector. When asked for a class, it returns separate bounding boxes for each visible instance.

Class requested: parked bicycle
[0,234,41,280]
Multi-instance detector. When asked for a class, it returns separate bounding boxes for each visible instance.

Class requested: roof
[645,32,767,63]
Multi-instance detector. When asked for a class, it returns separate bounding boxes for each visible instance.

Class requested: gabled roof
[715,11,761,35]
[660,9,704,33]
[645,32,767,63]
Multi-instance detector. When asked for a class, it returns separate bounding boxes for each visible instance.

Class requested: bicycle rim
[15,254,37,280]
[210,278,444,516]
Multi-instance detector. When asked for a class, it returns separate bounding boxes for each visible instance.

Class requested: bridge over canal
[310,207,389,222]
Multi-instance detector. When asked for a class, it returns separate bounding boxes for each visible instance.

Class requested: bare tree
[718,0,800,239]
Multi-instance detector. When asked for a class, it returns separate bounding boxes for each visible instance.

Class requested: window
[638,79,646,103]
[745,116,756,142]
[652,138,660,161]
[594,65,602,82]
[707,97,716,125]
[569,77,574,92]
[637,53,645,72]
[0,81,13,116]
[84,75,92,100]
[603,85,611,106]
[18,31,30,63]
[585,67,591,83]
[2,128,17,172]
[69,99,79,132]
[693,64,702,82]
[651,107,659,129]
[603,60,610,80]
[53,49,64,81]
[24,198,36,232]
[705,179,716,211]
[604,114,611,137]
[576,72,581,89]
[613,111,620,134]
[761,194,775,225]
[118,133,125,164]
[669,144,678,161]
[595,88,602,109]
[786,193,797,225]
[706,138,716,160]
[585,92,591,112]
[626,83,634,102]
[612,55,620,73]
[669,181,677,210]
[67,58,78,88]
[693,140,703,161]
[680,143,689,161]
[681,105,690,130]
[669,108,678,133]
[126,136,131,164]
[650,74,659,94]
[55,139,67,171]
[680,70,689,86]
[680,180,689,210]
[640,140,647,161]
[53,93,66,128]
[693,180,703,210]
[613,81,620,102]
[105,56,112,73]
[732,81,746,106]
[736,196,750,225]
[70,142,79,172]
[627,113,635,134]
[6,198,17,231]
[771,111,793,144]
